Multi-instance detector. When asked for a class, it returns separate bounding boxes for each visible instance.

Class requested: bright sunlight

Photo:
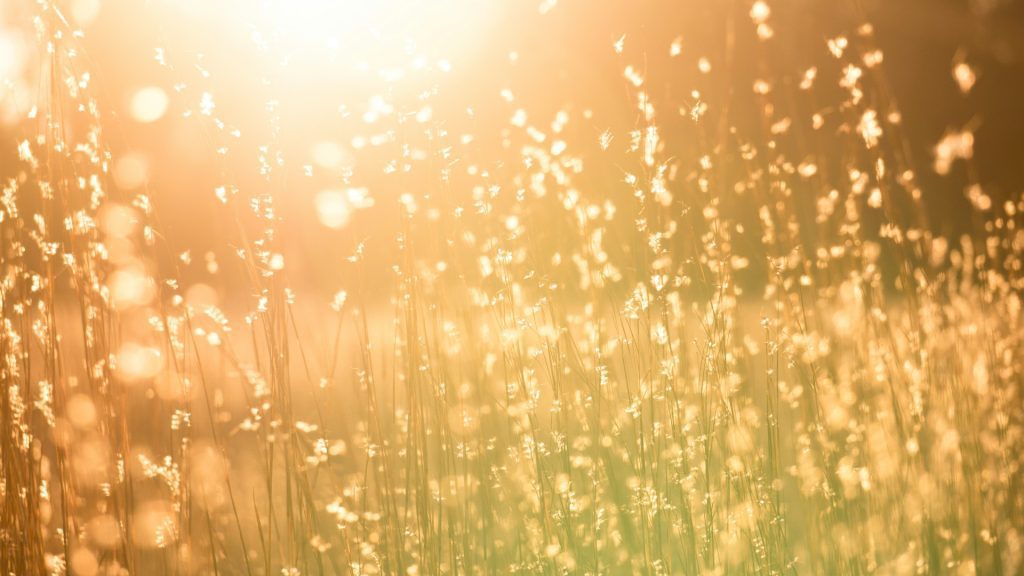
[2,0,1023,574]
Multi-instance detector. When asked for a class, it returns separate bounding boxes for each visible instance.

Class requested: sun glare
[169,0,494,74]
[3,0,1023,574]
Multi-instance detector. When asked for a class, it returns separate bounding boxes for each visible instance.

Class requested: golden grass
[1,1,1022,575]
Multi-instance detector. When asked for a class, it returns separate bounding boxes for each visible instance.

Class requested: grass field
[1,0,1023,574]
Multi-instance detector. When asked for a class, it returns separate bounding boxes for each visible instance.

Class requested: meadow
[1,0,1022,574]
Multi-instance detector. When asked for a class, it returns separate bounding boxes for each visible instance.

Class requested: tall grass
[1,1,1022,574]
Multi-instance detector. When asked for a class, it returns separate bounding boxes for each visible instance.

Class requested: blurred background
[2,0,1023,295]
